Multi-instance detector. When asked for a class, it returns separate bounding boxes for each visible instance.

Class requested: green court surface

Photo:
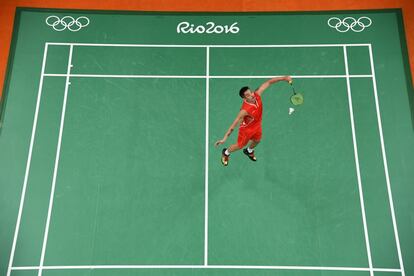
[1,8,413,276]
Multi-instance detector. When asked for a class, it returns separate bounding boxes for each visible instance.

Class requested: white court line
[43,74,372,79]
[37,45,74,276]
[44,74,206,79]
[368,44,406,276]
[46,42,371,48]
[343,46,374,276]
[211,75,373,79]
[10,265,402,272]
[6,44,49,276]
[204,46,210,266]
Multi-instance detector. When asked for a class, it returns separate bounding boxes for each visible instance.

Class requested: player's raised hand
[214,139,226,147]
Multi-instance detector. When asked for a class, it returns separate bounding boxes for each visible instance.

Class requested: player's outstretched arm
[214,110,248,147]
[255,76,292,96]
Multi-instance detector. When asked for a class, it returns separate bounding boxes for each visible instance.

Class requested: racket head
[291,93,304,105]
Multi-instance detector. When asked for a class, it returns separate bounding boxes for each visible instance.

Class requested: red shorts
[237,126,262,148]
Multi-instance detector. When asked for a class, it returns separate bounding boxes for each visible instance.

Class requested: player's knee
[236,141,246,149]
[252,139,261,145]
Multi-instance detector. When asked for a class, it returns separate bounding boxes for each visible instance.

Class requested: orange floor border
[1,0,413,99]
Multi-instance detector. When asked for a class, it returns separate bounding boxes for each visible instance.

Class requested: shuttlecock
[289,107,295,115]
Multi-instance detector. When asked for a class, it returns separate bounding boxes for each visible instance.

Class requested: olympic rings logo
[46,15,90,32]
[327,17,372,33]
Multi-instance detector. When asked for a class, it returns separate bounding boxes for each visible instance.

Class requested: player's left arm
[255,76,292,96]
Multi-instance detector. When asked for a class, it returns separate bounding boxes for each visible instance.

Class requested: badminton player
[215,76,292,166]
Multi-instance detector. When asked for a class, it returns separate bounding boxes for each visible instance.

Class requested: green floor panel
[345,47,372,76]
[349,78,400,268]
[13,77,67,266]
[44,45,71,75]
[71,46,207,76]
[43,78,206,265]
[10,270,39,276]
[209,78,367,266]
[209,47,345,76]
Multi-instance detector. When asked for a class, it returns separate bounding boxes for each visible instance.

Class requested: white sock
[225,149,230,156]
[247,147,254,153]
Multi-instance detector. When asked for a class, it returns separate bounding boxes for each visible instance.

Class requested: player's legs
[220,129,249,166]
[249,128,262,150]
[228,143,241,153]
[243,129,262,161]
[247,139,260,150]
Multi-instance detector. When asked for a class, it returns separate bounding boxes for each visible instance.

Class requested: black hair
[239,86,250,98]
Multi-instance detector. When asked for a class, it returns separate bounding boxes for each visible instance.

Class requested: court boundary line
[204,46,210,266]
[46,42,371,48]
[7,42,405,275]
[6,44,49,276]
[368,44,406,276]
[43,74,373,79]
[343,46,373,276]
[10,265,402,273]
[37,45,74,276]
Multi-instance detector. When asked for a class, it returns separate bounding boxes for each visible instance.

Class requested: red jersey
[240,93,263,129]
